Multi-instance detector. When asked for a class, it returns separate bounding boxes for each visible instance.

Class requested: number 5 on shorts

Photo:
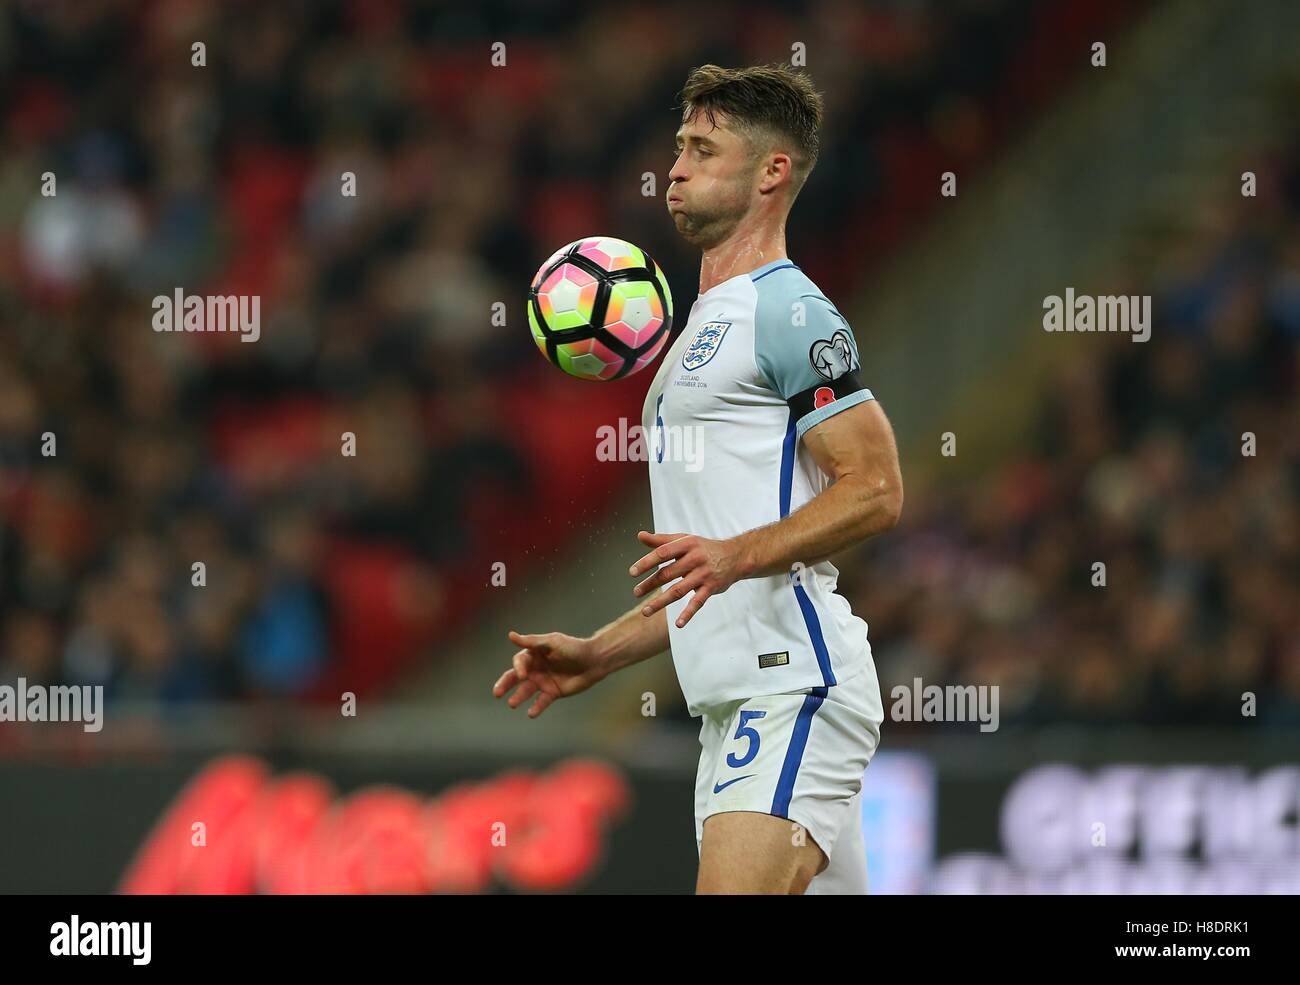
[726,710,767,768]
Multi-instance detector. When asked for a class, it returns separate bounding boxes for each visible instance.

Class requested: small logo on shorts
[757,651,790,669]
[713,774,755,794]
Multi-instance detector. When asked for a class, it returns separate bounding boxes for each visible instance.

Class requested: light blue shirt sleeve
[753,272,874,436]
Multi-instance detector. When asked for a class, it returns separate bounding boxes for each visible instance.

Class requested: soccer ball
[528,236,673,381]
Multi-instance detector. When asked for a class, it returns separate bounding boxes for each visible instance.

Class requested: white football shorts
[692,661,884,894]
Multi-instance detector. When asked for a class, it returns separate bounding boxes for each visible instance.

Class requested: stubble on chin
[670,205,734,250]
[670,210,706,246]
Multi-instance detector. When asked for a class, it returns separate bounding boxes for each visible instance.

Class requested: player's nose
[668,154,689,185]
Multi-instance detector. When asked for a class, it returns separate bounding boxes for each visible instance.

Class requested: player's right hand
[493,630,606,718]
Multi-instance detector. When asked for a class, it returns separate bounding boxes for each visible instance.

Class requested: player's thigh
[696,810,826,894]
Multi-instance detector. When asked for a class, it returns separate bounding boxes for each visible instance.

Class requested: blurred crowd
[844,135,1300,729]
[0,0,1116,704]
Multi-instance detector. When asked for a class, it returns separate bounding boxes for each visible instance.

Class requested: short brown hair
[678,63,824,195]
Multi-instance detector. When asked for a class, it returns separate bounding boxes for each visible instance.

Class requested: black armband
[787,371,867,421]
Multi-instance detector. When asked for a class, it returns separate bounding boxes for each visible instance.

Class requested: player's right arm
[493,600,669,718]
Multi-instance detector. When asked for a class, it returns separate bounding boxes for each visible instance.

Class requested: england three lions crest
[682,320,732,371]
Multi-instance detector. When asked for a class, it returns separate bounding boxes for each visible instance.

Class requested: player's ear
[759,152,793,195]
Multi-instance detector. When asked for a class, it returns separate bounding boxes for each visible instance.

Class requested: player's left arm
[631,293,902,628]
[630,400,902,627]
[738,396,902,575]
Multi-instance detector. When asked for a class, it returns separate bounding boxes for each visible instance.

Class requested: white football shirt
[641,258,878,716]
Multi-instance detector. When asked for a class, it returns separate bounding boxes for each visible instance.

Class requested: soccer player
[493,64,903,895]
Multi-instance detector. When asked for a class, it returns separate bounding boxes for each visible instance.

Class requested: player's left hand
[629,530,744,628]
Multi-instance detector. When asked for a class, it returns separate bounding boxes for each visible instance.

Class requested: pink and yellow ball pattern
[528,236,673,381]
